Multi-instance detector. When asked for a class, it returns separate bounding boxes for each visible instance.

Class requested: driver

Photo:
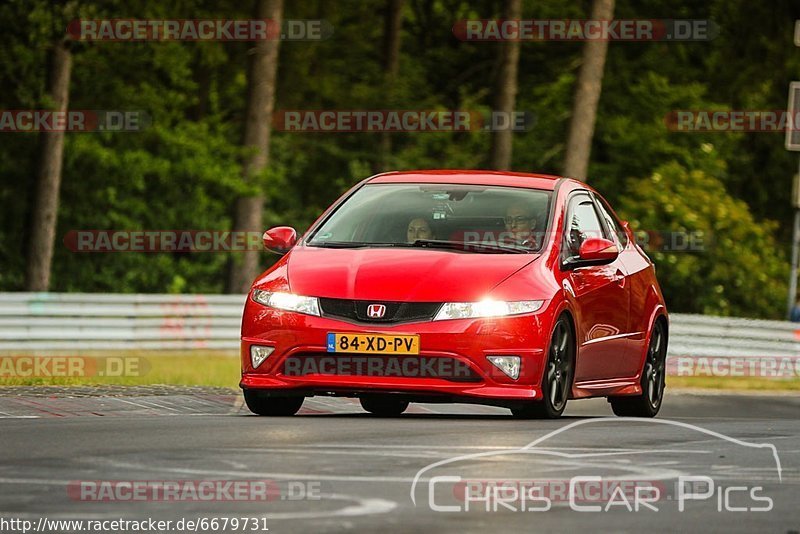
[504,204,537,247]
[407,217,434,243]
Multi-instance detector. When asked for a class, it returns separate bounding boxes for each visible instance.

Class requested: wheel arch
[554,307,579,400]
[549,299,578,361]
[638,306,669,379]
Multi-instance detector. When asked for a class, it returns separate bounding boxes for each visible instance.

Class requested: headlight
[433,299,544,321]
[251,290,321,316]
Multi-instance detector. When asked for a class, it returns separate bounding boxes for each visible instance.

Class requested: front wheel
[511,315,574,419]
[609,320,666,418]
[243,390,304,416]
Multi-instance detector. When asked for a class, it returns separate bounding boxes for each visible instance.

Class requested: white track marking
[85,450,708,485]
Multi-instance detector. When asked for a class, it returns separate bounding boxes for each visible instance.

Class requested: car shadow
[239,412,605,420]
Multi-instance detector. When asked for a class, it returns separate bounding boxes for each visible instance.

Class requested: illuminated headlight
[250,345,275,368]
[433,300,543,321]
[251,290,321,316]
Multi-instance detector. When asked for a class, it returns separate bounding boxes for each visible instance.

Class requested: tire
[243,390,304,416]
[610,320,666,418]
[360,395,409,417]
[511,315,574,419]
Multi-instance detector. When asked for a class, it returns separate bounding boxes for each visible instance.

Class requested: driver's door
[564,193,632,382]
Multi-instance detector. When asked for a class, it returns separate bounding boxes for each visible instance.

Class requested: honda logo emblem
[367,304,386,318]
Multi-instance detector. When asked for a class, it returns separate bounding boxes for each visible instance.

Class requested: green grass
[1,352,799,392]
[0,352,240,388]
[667,375,800,392]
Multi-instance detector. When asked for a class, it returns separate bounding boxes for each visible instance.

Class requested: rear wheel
[243,390,304,416]
[610,320,666,418]
[511,316,574,419]
[360,395,409,417]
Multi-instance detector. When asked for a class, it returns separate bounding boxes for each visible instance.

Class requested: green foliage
[53,121,242,293]
[618,160,788,319]
[0,0,797,319]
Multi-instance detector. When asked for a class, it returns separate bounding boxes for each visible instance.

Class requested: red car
[240,170,668,419]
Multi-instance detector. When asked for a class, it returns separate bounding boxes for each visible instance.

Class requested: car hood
[282,246,538,302]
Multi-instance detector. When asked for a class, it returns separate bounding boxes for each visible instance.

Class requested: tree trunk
[227,0,284,294]
[489,0,521,171]
[562,0,615,181]
[375,0,405,173]
[25,40,72,291]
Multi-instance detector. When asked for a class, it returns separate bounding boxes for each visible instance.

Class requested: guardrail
[0,293,244,351]
[1,293,798,359]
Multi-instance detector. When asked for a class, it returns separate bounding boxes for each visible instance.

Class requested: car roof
[367,170,566,190]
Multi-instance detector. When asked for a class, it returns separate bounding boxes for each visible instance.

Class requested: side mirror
[262,226,297,255]
[578,237,618,263]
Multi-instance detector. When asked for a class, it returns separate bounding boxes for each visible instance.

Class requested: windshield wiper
[308,241,406,249]
[308,240,530,253]
[411,239,529,254]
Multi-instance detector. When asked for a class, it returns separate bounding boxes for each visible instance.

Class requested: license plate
[326,333,420,355]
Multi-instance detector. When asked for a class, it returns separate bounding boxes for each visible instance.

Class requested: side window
[594,196,629,247]
[566,195,606,257]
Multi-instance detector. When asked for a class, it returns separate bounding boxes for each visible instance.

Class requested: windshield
[306,183,553,253]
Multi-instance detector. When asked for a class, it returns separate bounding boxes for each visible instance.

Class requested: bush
[617,160,788,319]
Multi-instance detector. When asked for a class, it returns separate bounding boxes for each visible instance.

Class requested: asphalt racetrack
[0,388,798,533]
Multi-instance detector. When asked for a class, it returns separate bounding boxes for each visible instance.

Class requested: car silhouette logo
[367,304,387,318]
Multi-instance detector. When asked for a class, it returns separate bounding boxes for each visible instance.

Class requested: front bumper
[240,299,550,402]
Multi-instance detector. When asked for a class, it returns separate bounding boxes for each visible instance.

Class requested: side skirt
[570,377,642,399]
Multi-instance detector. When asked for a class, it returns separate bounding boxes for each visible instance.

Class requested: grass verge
[667,376,800,391]
[0,352,240,389]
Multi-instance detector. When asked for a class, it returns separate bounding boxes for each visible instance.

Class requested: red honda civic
[240,170,668,419]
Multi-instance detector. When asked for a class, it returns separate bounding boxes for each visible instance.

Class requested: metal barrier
[0,293,798,358]
[668,314,800,358]
[0,293,244,351]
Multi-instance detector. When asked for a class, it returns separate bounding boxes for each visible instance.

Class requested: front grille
[318,298,441,324]
[282,353,481,382]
